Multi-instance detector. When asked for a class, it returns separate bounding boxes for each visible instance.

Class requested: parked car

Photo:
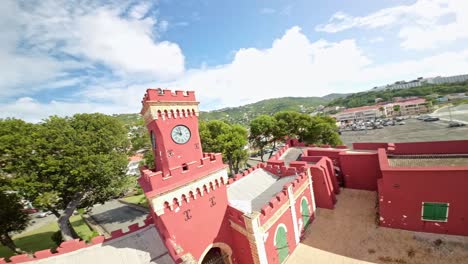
[396,121,406,125]
[417,115,429,120]
[448,121,466,127]
[424,117,440,122]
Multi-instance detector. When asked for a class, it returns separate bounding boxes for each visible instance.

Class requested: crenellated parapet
[138,152,226,196]
[1,216,154,264]
[141,89,199,125]
[144,162,229,216]
[258,172,309,223]
[262,160,305,176]
[142,89,196,103]
[227,206,247,228]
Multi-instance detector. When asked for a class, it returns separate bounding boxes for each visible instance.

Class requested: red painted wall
[379,169,468,236]
[309,164,336,209]
[155,186,235,262]
[229,227,254,264]
[378,149,468,236]
[339,153,382,191]
[353,142,389,150]
[392,140,468,155]
[263,208,297,264]
[353,140,468,155]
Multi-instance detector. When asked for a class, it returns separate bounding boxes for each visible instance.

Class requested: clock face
[171,125,191,144]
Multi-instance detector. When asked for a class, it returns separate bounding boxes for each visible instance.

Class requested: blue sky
[1,0,468,122]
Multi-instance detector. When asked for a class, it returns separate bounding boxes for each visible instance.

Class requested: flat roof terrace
[227,169,296,213]
[388,154,468,167]
[279,147,305,166]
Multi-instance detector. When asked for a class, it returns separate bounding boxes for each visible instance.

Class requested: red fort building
[137,89,319,264]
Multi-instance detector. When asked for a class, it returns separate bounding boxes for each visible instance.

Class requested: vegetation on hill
[327,82,468,108]
[200,96,329,126]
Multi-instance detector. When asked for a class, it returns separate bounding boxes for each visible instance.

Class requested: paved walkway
[89,200,148,233]
[287,189,468,264]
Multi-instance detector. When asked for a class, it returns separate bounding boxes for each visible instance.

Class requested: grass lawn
[70,215,99,242]
[121,194,148,208]
[0,214,98,260]
[0,221,58,260]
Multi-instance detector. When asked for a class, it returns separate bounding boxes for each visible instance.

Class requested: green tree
[0,184,29,254]
[249,115,276,162]
[9,114,130,241]
[378,106,385,117]
[393,105,401,116]
[199,121,248,174]
[0,119,37,178]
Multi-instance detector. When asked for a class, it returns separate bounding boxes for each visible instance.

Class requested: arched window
[274,224,289,264]
[301,197,311,228]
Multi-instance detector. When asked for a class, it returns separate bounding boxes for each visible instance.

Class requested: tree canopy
[199,120,248,174]
[1,114,130,241]
[249,111,342,155]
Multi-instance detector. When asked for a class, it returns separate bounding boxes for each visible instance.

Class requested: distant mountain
[321,93,350,100]
[115,95,336,127]
[200,96,329,125]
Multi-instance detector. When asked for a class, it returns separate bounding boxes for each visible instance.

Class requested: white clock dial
[171,125,191,144]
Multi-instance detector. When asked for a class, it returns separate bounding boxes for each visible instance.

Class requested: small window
[422,202,449,222]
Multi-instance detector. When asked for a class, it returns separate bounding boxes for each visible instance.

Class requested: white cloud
[73,10,183,79]
[2,26,468,121]
[369,37,384,43]
[129,2,152,19]
[0,97,134,123]
[0,0,184,99]
[316,0,468,50]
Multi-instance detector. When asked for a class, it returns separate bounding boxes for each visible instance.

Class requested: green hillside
[327,82,468,108]
[200,96,328,125]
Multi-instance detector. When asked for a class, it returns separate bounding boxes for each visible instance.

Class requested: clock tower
[138,89,232,263]
[141,88,203,178]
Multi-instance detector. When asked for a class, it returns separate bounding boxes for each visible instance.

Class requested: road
[433,104,468,123]
[89,200,148,233]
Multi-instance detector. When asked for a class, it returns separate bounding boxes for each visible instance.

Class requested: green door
[301,198,310,228]
[275,225,289,264]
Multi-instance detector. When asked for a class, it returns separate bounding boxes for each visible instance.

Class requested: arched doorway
[274,224,289,264]
[199,243,233,264]
[301,197,311,229]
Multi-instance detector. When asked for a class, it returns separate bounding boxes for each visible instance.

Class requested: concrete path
[89,200,148,234]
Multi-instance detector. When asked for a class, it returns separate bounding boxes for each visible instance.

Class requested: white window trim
[421,202,449,223]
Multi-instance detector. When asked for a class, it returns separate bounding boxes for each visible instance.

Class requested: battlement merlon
[141,89,200,125]
[142,89,197,103]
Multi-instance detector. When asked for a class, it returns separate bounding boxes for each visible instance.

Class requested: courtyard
[286,189,468,264]
[340,118,468,147]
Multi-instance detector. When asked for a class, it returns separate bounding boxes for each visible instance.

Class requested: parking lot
[340,118,468,147]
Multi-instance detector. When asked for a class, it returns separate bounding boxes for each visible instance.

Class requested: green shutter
[301,198,310,228]
[275,226,289,264]
[422,203,448,221]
